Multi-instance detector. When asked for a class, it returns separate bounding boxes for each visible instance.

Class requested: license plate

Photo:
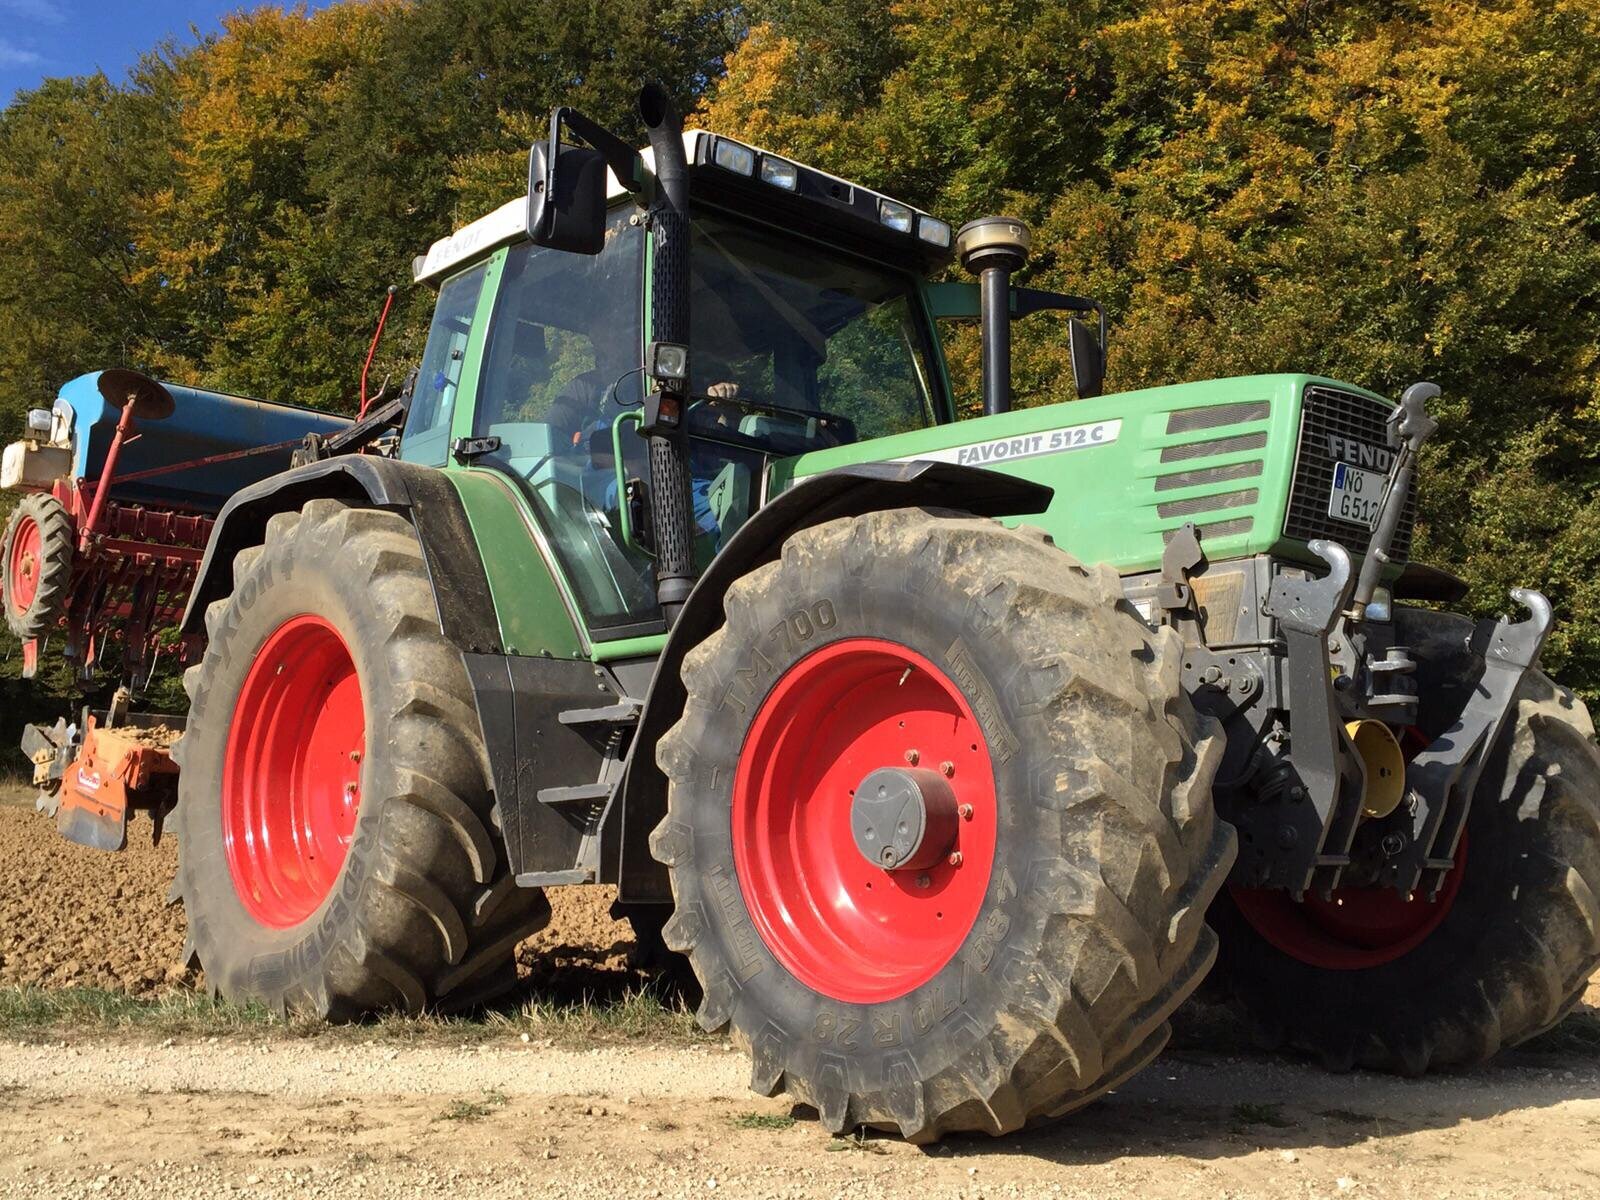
[1328,462,1386,529]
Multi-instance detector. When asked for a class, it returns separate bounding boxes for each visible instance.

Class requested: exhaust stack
[638,83,698,626]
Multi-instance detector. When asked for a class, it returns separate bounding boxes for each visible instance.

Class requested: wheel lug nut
[349,750,362,763]
[940,761,955,777]
[948,851,963,867]
[958,804,974,820]
[915,874,931,889]
[904,749,920,765]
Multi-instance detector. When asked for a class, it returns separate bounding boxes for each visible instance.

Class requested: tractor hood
[767,372,1407,577]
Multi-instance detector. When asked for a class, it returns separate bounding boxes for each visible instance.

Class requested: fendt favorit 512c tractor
[159,85,1598,1141]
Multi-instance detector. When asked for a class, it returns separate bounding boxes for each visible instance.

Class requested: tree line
[3,0,1599,695]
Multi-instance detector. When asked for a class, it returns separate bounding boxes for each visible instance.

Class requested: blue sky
[0,1,335,104]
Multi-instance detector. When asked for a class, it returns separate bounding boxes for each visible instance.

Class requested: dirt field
[0,795,640,997]
[2,786,1598,1198]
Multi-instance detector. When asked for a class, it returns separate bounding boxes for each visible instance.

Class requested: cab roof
[413,129,953,285]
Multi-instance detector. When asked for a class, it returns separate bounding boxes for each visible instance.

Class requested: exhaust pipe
[957,216,1031,416]
[638,83,698,626]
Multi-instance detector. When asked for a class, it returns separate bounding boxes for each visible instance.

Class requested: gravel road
[1,1030,1597,1199]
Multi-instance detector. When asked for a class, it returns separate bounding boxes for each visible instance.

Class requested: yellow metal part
[1347,719,1406,819]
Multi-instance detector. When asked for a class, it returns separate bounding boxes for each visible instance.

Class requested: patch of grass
[731,1111,794,1131]
[1231,1101,1294,1129]
[436,1089,508,1123]
[483,987,712,1047]
[0,982,713,1049]
[0,986,279,1038]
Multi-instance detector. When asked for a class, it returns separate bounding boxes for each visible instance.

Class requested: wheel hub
[7,515,41,614]
[850,766,960,871]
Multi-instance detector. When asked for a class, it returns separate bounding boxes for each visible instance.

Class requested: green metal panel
[769,373,1387,575]
[441,468,586,659]
[448,248,506,446]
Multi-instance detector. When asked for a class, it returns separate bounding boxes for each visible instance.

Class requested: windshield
[689,214,940,444]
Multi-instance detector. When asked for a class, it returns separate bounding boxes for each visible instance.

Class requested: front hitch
[1248,538,1369,896]
[1384,588,1553,897]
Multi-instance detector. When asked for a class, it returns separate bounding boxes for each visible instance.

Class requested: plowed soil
[0,790,640,997]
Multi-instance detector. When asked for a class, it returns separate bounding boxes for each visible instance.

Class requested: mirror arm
[1010,287,1110,372]
[553,106,645,194]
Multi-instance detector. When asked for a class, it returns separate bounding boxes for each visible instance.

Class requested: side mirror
[1069,317,1105,399]
[527,136,608,255]
[527,106,645,257]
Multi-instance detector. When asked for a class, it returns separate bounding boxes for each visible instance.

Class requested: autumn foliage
[2,1,1598,692]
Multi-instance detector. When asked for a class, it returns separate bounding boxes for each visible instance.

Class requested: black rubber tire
[1210,625,1600,1073]
[2,493,72,641]
[171,499,549,1018]
[651,508,1235,1141]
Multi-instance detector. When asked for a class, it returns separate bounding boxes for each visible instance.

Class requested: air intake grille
[1284,386,1415,561]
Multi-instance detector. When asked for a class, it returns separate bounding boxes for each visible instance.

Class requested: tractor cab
[403,127,971,635]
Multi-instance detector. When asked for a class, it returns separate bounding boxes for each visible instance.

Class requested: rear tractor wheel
[172,500,549,1017]
[1212,609,1600,1073]
[2,493,72,641]
[651,508,1235,1141]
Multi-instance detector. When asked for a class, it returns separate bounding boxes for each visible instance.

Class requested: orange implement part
[55,718,180,852]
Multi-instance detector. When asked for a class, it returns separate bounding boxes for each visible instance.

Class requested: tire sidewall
[671,541,1083,1094]
[178,526,396,1000]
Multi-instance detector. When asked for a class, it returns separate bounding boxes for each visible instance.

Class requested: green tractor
[170,85,1600,1140]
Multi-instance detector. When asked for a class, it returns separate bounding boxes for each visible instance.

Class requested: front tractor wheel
[652,508,1235,1141]
[1212,667,1600,1073]
[172,500,549,1018]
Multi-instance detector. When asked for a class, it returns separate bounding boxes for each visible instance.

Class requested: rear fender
[178,457,501,655]
[611,461,1053,901]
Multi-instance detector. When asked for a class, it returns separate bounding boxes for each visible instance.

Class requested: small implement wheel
[1211,607,1600,1073]
[652,508,1235,1141]
[2,494,72,641]
[173,500,549,1018]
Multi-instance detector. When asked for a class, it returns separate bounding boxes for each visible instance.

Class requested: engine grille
[1283,386,1416,561]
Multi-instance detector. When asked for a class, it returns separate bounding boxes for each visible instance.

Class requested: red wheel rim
[223,615,365,928]
[7,514,41,614]
[732,638,997,1004]
[1229,835,1467,970]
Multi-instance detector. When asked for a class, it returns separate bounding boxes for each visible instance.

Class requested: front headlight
[1365,586,1393,623]
[916,216,952,248]
[759,156,798,190]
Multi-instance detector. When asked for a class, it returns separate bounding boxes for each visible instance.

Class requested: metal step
[536,781,613,806]
[558,699,643,727]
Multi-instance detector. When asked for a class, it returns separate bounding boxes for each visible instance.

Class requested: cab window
[472,211,654,632]
[675,215,941,569]
[688,214,939,443]
[401,262,487,466]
